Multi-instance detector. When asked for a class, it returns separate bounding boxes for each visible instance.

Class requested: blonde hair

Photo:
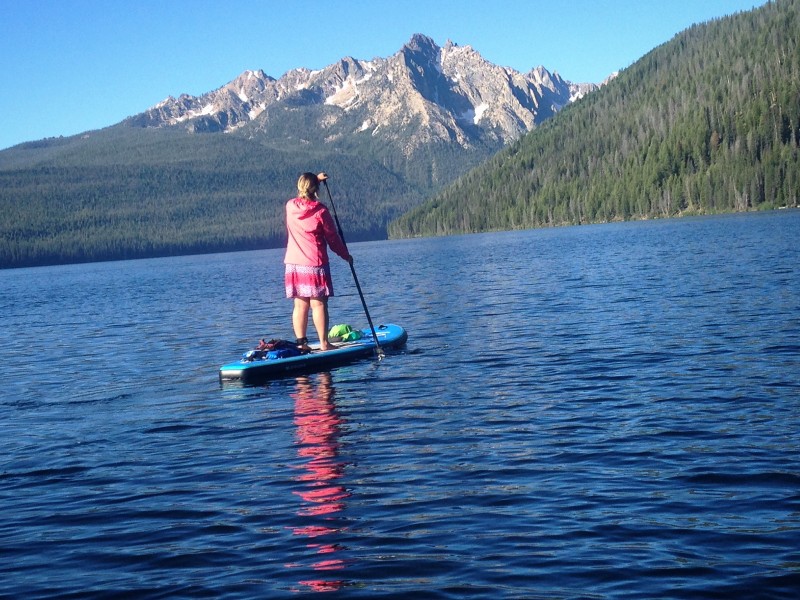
[297,172,319,199]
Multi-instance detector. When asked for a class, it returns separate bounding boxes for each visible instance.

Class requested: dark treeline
[390,0,800,238]
[0,129,420,268]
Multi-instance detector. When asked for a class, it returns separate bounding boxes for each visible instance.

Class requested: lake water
[1,210,798,599]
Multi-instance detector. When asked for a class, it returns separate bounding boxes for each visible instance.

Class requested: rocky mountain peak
[124,34,602,154]
[404,33,439,55]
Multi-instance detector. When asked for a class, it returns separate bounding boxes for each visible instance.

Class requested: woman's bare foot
[319,342,339,352]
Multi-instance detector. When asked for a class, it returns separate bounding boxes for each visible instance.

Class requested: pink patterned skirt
[285,263,334,298]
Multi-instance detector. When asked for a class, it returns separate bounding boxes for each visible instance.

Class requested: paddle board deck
[219,323,407,384]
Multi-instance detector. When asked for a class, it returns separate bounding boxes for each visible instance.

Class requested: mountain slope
[389,0,800,238]
[0,35,595,269]
[127,34,588,157]
[123,34,592,188]
[0,128,413,267]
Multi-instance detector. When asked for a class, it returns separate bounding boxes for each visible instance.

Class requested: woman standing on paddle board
[285,172,352,352]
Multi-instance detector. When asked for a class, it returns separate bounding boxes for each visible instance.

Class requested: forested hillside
[389,0,800,238]
[0,128,419,268]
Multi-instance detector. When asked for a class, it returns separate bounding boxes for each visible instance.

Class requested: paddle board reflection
[288,372,350,592]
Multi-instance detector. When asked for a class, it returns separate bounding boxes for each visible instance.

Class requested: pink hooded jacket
[284,197,350,266]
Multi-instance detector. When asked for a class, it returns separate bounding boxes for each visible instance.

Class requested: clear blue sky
[0,0,767,151]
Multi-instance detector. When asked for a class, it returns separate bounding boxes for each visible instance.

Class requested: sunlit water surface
[1,211,798,598]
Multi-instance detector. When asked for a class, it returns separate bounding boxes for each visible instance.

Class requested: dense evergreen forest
[389,0,800,238]
[0,129,423,268]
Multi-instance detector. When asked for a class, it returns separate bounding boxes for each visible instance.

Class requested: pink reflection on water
[288,373,349,593]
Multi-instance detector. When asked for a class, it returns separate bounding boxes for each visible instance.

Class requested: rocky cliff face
[125,34,599,157]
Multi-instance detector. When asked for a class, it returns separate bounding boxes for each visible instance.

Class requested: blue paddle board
[219,323,407,384]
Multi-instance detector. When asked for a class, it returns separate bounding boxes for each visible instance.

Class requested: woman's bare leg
[310,297,336,350]
[293,297,311,343]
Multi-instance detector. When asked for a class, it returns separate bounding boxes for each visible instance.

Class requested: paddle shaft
[322,180,384,358]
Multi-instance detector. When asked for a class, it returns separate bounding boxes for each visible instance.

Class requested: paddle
[319,175,385,359]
